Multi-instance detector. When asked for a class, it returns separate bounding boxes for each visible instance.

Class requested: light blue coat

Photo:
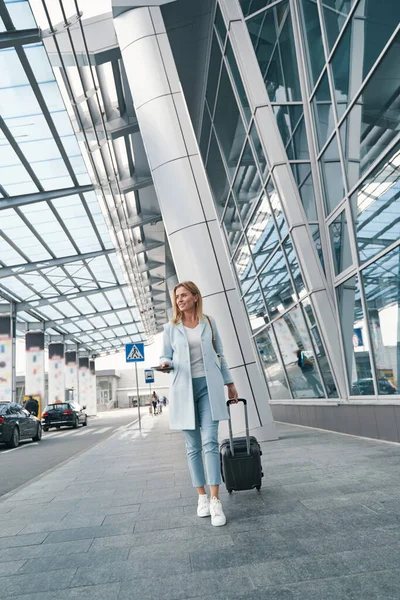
[160,316,233,430]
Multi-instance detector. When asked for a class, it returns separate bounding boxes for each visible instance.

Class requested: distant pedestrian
[151,391,158,415]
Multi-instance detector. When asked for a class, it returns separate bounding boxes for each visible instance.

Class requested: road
[0,408,147,499]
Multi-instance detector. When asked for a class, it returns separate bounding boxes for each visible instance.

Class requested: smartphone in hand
[152,365,173,373]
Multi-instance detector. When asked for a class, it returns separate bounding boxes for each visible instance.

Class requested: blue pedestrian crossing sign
[145,369,154,384]
[125,343,145,362]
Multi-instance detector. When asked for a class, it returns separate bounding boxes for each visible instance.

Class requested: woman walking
[159,281,238,526]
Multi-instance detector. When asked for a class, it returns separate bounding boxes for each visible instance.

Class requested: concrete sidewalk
[1,410,400,599]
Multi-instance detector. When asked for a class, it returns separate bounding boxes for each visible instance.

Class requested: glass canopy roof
[0,0,171,353]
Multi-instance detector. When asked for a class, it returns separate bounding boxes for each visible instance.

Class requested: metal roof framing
[0,0,175,353]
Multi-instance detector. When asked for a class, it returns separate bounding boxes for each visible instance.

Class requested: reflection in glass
[205,34,222,115]
[283,237,305,296]
[232,142,262,225]
[243,280,268,332]
[247,193,279,271]
[273,105,309,160]
[339,33,400,182]
[233,234,256,294]
[205,133,230,216]
[214,64,246,178]
[362,246,400,395]
[319,134,345,215]
[240,0,278,18]
[330,2,400,115]
[337,275,374,395]
[322,0,355,51]
[199,107,211,162]
[266,177,288,238]
[329,210,353,275]
[273,306,325,398]
[255,327,291,400]
[248,2,301,102]
[300,0,325,87]
[259,247,295,319]
[351,144,400,264]
[214,4,227,44]
[310,224,325,272]
[313,71,335,150]
[226,41,251,123]
[249,123,268,179]
[223,195,242,253]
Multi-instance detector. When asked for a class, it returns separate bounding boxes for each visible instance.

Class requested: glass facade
[201,0,400,401]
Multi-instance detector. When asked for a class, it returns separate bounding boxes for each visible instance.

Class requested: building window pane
[313,71,335,151]
[319,134,345,215]
[273,306,325,398]
[199,107,211,163]
[362,246,400,395]
[214,63,246,178]
[337,275,374,395]
[240,0,280,18]
[273,105,309,160]
[214,5,227,45]
[223,195,242,252]
[329,209,353,275]
[205,132,230,215]
[255,327,291,400]
[351,143,400,265]
[248,1,301,102]
[233,141,262,225]
[233,235,256,294]
[322,0,356,51]
[283,237,306,297]
[249,123,268,179]
[225,41,251,123]
[302,298,338,397]
[267,177,288,238]
[243,280,268,332]
[205,34,222,115]
[339,33,400,184]
[310,224,325,272]
[247,192,279,271]
[300,0,325,87]
[299,168,317,221]
[259,247,295,319]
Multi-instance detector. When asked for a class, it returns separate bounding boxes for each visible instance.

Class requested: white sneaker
[197,494,211,517]
[210,497,226,527]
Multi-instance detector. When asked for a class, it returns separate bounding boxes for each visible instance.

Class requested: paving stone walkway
[1,410,400,599]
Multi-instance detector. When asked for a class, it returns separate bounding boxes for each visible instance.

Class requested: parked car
[0,402,42,448]
[41,402,88,431]
[351,377,397,395]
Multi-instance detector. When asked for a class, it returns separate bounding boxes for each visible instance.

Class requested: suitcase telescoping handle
[226,398,250,456]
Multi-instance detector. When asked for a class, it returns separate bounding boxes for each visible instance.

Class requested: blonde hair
[172,281,204,325]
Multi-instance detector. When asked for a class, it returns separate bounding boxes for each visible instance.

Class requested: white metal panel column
[113,6,277,440]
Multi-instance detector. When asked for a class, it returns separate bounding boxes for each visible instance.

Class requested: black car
[41,402,88,431]
[0,402,42,448]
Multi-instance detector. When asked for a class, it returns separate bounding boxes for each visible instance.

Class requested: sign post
[144,369,155,401]
[125,342,145,430]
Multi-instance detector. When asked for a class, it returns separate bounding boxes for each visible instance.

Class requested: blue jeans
[182,376,222,488]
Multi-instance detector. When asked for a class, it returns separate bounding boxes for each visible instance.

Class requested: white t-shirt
[184,324,205,378]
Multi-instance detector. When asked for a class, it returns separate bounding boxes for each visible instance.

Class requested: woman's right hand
[160,362,172,372]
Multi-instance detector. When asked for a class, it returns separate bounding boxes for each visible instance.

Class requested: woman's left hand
[227,383,239,403]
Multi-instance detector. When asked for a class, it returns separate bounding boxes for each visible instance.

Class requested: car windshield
[44,403,70,412]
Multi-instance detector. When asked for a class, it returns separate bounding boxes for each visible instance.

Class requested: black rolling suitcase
[220,399,263,493]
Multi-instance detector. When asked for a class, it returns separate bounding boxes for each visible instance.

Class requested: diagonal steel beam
[62,324,145,340]
[16,284,128,312]
[0,249,116,279]
[0,28,41,48]
[0,184,94,210]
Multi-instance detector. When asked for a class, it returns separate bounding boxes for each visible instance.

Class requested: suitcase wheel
[228,489,233,494]
[261,472,264,477]
[260,450,262,456]
[256,486,261,491]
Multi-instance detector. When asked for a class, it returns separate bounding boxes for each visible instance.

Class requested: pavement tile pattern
[1,411,400,599]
